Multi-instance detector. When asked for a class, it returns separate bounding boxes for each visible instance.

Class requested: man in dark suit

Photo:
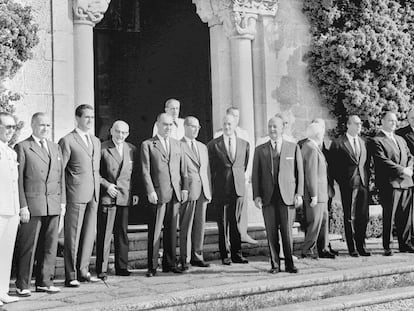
[14,113,65,296]
[252,115,303,273]
[141,113,189,277]
[207,114,249,265]
[96,121,138,280]
[179,116,212,270]
[59,104,101,287]
[330,115,371,257]
[372,111,414,256]
[301,122,334,259]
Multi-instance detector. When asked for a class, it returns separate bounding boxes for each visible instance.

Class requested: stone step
[262,285,414,311]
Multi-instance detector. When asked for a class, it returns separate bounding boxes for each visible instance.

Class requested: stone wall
[6,0,75,142]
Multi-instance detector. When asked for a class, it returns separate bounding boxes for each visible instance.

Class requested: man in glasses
[96,120,138,280]
[0,112,20,305]
[14,112,65,296]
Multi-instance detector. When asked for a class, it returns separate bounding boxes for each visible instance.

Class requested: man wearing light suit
[96,120,138,280]
[330,115,371,257]
[59,104,101,287]
[14,113,65,297]
[252,115,303,273]
[372,111,414,256]
[301,122,334,259]
[141,113,189,277]
[179,116,212,270]
[208,114,249,265]
[0,112,20,305]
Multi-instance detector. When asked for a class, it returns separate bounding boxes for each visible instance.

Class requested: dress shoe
[162,266,183,274]
[36,286,61,294]
[222,258,232,265]
[349,251,359,257]
[358,249,371,256]
[286,266,299,273]
[268,267,280,274]
[115,269,131,276]
[65,280,80,287]
[329,246,339,256]
[16,288,31,297]
[0,293,19,304]
[241,234,258,244]
[232,256,248,264]
[97,272,108,281]
[190,260,210,268]
[145,269,157,277]
[399,245,414,253]
[181,263,189,271]
[319,251,336,259]
[384,249,393,256]
[78,272,100,283]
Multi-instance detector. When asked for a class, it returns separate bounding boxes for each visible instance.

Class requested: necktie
[173,120,178,128]
[228,137,235,162]
[85,134,93,153]
[191,140,199,161]
[354,137,360,159]
[164,138,169,157]
[40,139,49,156]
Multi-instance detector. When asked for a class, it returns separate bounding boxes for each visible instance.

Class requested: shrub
[303,0,414,135]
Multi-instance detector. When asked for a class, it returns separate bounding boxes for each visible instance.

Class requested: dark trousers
[96,204,129,274]
[302,201,329,255]
[147,199,180,270]
[379,187,413,250]
[64,200,97,281]
[262,195,295,270]
[216,196,243,260]
[340,184,369,253]
[15,215,59,289]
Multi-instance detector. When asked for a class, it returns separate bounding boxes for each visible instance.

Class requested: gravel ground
[350,299,414,311]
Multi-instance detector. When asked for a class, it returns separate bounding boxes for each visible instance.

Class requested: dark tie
[191,140,199,161]
[39,139,49,157]
[173,120,178,128]
[354,137,360,159]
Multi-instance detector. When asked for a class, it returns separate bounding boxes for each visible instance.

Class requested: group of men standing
[2,97,414,305]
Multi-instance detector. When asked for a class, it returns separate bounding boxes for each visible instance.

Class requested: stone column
[72,0,111,111]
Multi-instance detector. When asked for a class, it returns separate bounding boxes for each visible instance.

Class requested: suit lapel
[263,141,273,176]
[107,141,122,164]
[342,136,358,164]
[119,142,130,177]
[153,136,168,161]
[217,136,232,163]
[29,138,49,164]
[73,131,92,157]
[383,134,400,161]
[182,138,200,166]
[358,136,367,164]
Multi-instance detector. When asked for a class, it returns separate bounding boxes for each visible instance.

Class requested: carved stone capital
[73,0,111,25]
[192,0,278,39]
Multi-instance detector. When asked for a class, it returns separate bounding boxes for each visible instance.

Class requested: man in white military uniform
[0,112,20,305]
[153,98,185,140]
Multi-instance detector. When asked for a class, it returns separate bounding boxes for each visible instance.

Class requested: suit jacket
[15,136,65,216]
[180,138,212,202]
[300,139,329,203]
[58,130,101,203]
[0,142,19,216]
[100,140,137,206]
[330,135,370,189]
[141,136,189,204]
[396,125,414,156]
[252,140,304,206]
[207,135,249,203]
[371,131,414,190]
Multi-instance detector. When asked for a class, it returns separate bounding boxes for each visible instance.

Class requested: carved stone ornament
[73,0,111,25]
[192,0,278,39]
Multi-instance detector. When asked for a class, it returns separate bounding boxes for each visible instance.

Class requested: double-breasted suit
[14,136,65,290]
[207,135,249,261]
[141,136,188,270]
[252,140,304,270]
[59,130,101,282]
[300,139,330,256]
[0,141,19,297]
[371,130,414,251]
[96,140,137,275]
[331,135,370,254]
[179,138,212,264]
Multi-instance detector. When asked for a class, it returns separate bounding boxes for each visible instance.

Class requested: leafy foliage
[303,0,414,135]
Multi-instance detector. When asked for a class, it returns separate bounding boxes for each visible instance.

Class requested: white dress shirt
[157,134,169,155]
[270,137,282,154]
[345,132,359,155]
[223,133,236,160]
[32,135,49,154]
[75,128,91,147]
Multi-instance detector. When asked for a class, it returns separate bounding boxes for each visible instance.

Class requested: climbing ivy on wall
[303,0,414,135]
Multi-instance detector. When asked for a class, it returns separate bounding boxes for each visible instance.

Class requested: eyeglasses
[0,124,17,130]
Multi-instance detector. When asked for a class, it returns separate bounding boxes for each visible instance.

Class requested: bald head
[111,120,129,145]
[157,113,173,138]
